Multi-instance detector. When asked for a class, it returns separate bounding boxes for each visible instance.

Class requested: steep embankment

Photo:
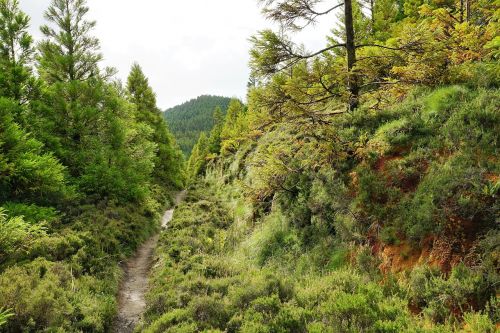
[140,86,499,332]
[164,96,231,156]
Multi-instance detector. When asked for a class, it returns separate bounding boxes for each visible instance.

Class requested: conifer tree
[220,99,248,154]
[0,0,35,102]
[126,63,184,191]
[207,106,224,154]
[221,99,245,140]
[127,63,159,122]
[251,0,412,111]
[38,0,104,83]
[187,132,209,180]
[252,0,360,109]
[0,98,67,204]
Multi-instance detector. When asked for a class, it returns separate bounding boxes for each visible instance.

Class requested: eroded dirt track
[113,192,185,333]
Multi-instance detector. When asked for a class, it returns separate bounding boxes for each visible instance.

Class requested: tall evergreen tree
[251,0,411,111]
[251,0,360,108]
[220,99,248,154]
[221,99,245,141]
[127,63,159,122]
[126,63,184,191]
[0,0,35,102]
[38,0,104,83]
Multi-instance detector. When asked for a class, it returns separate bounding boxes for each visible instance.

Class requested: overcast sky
[20,0,334,109]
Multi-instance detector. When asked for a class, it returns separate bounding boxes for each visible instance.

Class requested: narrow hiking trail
[113,192,185,333]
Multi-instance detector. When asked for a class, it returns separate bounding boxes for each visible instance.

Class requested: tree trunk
[466,0,471,22]
[370,0,375,33]
[460,0,464,22]
[344,0,359,110]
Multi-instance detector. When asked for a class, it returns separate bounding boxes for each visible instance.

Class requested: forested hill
[164,95,231,155]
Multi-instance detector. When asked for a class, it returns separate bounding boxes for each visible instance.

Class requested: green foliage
[186,99,248,181]
[347,86,500,241]
[208,106,225,154]
[1,203,58,225]
[220,99,248,155]
[164,95,231,156]
[0,0,36,102]
[126,63,185,193]
[0,201,158,331]
[144,185,478,333]
[0,0,498,331]
[0,208,46,266]
[164,84,499,331]
[408,264,490,323]
[187,132,210,180]
[0,308,12,328]
[462,312,497,333]
[0,98,69,204]
[0,1,184,331]
[38,0,108,83]
[30,80,157,203]
[0,258,119,332]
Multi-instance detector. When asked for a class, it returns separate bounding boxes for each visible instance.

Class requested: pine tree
[187,132,209,180]
[127,63,159,122]
[250,0,415,111]
[38,0,103,83]
[252,0,361,109]
[126,63,184,191]
[0,98,68,204]
[0,0,35,102]
[220,99,247,154]
[207,106,224,154]
[221,99,245,140]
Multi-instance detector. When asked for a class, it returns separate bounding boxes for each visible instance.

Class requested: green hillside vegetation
[144,86,499,332]
[0,0,498,331]
[143,0,499,331]
[164,95,231,156]
[0,0,183,331]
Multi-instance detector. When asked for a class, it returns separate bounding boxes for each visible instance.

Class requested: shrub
[408,265,490,323]
[462,312,496,333]
[0,208,47,266]
[0,308,13,328]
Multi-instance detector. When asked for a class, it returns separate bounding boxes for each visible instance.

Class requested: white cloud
[20,0,336,109]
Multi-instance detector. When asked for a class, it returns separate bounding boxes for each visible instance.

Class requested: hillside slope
[164,96,231,156]
[141,86,499,332]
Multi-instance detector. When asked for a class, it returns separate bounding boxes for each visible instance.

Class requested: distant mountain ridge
[164,95,231,156]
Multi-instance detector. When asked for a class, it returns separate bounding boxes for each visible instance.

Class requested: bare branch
[260,0,344,30]
[295,43,346,59]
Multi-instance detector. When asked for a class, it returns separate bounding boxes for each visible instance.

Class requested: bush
[408,264,491,323]
[462,312,496,333]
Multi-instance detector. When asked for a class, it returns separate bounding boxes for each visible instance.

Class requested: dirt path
[113,192,185,333]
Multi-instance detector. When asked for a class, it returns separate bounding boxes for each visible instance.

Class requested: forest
[163,96,231,156]
[0,0,184,331]
[0,0,499,332]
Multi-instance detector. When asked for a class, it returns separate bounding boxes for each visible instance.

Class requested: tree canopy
[163,95,231,156]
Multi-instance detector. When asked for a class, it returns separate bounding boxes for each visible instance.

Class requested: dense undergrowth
[0,0,184,331]
[0,203,158,332]
[142,86,498,332]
